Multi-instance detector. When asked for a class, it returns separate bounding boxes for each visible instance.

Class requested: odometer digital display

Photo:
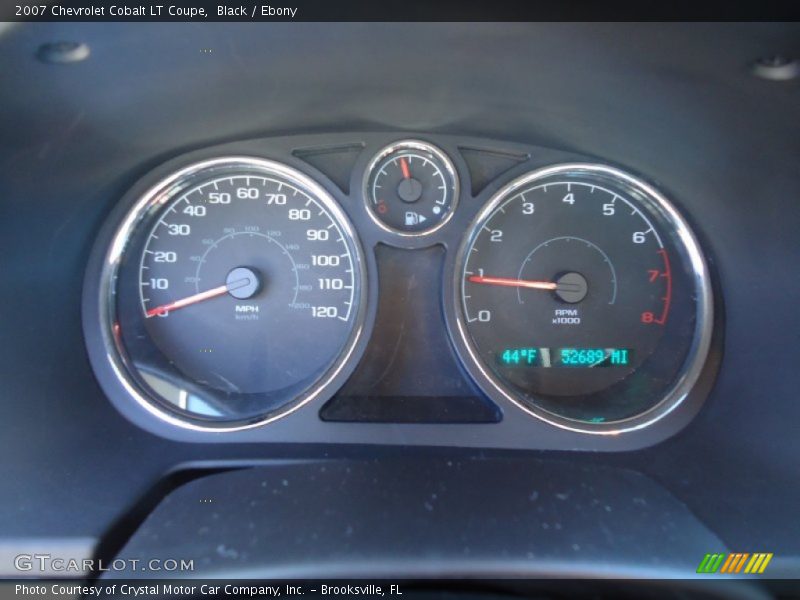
[453,164,712,433]
[497,347,633,368]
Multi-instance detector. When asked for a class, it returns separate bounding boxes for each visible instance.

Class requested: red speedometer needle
[145,277,249,318]
[399,157,411,179]
[468,275,558,291]
[145,285,229,318]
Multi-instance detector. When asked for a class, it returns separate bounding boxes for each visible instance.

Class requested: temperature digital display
[497,348,632,368]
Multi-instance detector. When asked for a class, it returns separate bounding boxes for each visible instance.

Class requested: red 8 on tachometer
[452,164,713,433]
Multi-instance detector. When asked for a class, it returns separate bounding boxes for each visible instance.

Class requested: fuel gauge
[364,140,458,236]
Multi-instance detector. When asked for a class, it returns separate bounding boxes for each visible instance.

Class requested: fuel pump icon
[405,211,427,227]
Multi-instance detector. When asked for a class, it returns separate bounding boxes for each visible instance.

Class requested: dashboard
[83,132,719,450]
[1,20,799,587]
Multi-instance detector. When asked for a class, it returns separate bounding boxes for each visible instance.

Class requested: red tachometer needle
[468,275,558,291]
[399,156,411,179]
[145,277,249,318]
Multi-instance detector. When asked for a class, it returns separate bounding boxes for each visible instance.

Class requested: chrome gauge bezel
[94,156,369,432]
[362,139,459,237]
[451,163,714,435]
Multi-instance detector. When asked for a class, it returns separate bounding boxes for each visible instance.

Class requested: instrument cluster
[82,133,719,450]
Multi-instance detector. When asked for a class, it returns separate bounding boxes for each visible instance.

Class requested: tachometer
[95,157,367,430]
[452,163,712,433]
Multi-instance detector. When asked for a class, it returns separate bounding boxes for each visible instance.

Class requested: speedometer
[452,163,712,434]
[94,157,367,431]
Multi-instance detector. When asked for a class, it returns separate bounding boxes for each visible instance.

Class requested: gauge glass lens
[365,141,458,235]
[109,158,365,429]
[454,164,711,431]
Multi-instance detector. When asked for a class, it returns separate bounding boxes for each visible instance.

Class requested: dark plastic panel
[106,460,727,579]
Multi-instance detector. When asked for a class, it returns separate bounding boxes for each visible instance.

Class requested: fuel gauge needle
[468,275,558,291]
[399,156,411,179]
[145,278,249,317]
